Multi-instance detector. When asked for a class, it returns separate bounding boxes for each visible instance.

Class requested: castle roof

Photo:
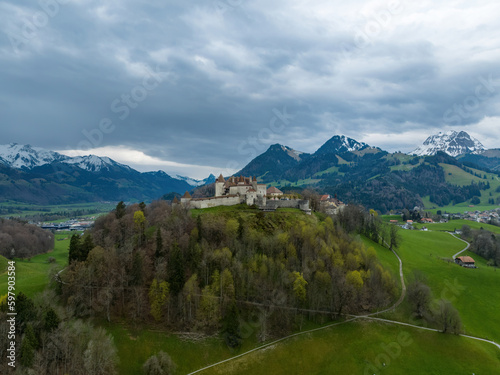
[267,186,283,195]
[182,191,192,198]
[172,196,180,204]
[217,174,225,182]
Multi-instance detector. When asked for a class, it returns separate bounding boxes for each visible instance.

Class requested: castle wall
[189,196,243,209]
[265,199,310,212]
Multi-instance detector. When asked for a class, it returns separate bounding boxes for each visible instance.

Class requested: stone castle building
[180,174,311,213]
[181,174,267,209]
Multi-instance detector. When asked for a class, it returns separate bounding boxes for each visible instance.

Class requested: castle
[181,174,267,209]
[180,174,311,213]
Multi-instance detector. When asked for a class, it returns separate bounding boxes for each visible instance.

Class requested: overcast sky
[1,0,500,178]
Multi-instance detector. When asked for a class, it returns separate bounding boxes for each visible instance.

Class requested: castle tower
[215,174,225,197]
[180,191,192,204]
[251,176,258,191]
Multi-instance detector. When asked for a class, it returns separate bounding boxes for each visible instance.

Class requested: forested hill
[61,202,397,345]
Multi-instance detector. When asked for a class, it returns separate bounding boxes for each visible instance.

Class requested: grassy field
[199,320,500,375]
[426,203,500,214]
[4,208,499,374]
[0,201,116,219]
[0,232,71,298]
[360,236,400,291]
[440,163,489,186]
[415,163,500,210]
[412,219,500,234]
[193,229,500,375]
[389,230,500,343]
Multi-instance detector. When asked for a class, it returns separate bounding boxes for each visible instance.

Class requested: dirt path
[449,232,471,259]
[186,236,498,375]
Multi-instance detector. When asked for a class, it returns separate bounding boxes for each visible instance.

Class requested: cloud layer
[2,0,500,178]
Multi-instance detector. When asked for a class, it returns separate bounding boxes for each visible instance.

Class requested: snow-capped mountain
[280,145,305,161]
[315,135,370,155]
[0,143,211,189]
[63,155,132,172]
[174,174,216,187]
[0,143,68,169]
[0,143,133,172]
[410,130,485,157]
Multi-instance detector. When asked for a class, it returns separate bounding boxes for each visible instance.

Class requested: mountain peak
[315,135,369,155]
[0,143,68,169]
[410,130,485,157]
[0,144,127,172]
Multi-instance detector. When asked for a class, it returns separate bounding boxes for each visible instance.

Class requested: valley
[2,204,499,374]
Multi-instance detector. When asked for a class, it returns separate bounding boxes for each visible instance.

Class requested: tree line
[462,225,500,266]
[0,218,54,259]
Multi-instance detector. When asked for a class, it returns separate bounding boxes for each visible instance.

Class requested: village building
[320,194,345,215]
[455,256,476,268]
[267,186,283,198]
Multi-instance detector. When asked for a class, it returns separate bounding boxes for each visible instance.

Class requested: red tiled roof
[182,191,192,198]
[458,256,475,263]
[320,195,330,201]
[217,174,225,182]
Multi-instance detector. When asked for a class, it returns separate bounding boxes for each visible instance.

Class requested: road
[449,232,471,259]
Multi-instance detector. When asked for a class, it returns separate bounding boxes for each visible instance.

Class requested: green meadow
[200,321,500,375]
[0,201,116,219]
[2,214,500,374]
[413,219,500,234]
[103,229,500,374]
[0,232,71,298]
[378,229,500,343]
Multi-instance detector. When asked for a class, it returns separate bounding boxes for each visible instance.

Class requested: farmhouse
[455,256,476,268]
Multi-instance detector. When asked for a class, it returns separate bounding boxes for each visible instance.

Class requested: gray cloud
[1,0,500,178]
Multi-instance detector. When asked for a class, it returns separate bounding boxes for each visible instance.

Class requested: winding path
[449,232,471,259]
[184,233,498,375]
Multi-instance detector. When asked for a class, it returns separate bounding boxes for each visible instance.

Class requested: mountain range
[410,130,485,157]
[0,143,210,204]
[2,130,500,211]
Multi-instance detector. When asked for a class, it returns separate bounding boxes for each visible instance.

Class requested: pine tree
[115,201,126,219]
[80,234,94,262]
[155,228,163,258]
[19,324,37,368]
[168,243,185,295]
[44,308,60,332]
[68,234,81,263]
[222,301,241,349]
